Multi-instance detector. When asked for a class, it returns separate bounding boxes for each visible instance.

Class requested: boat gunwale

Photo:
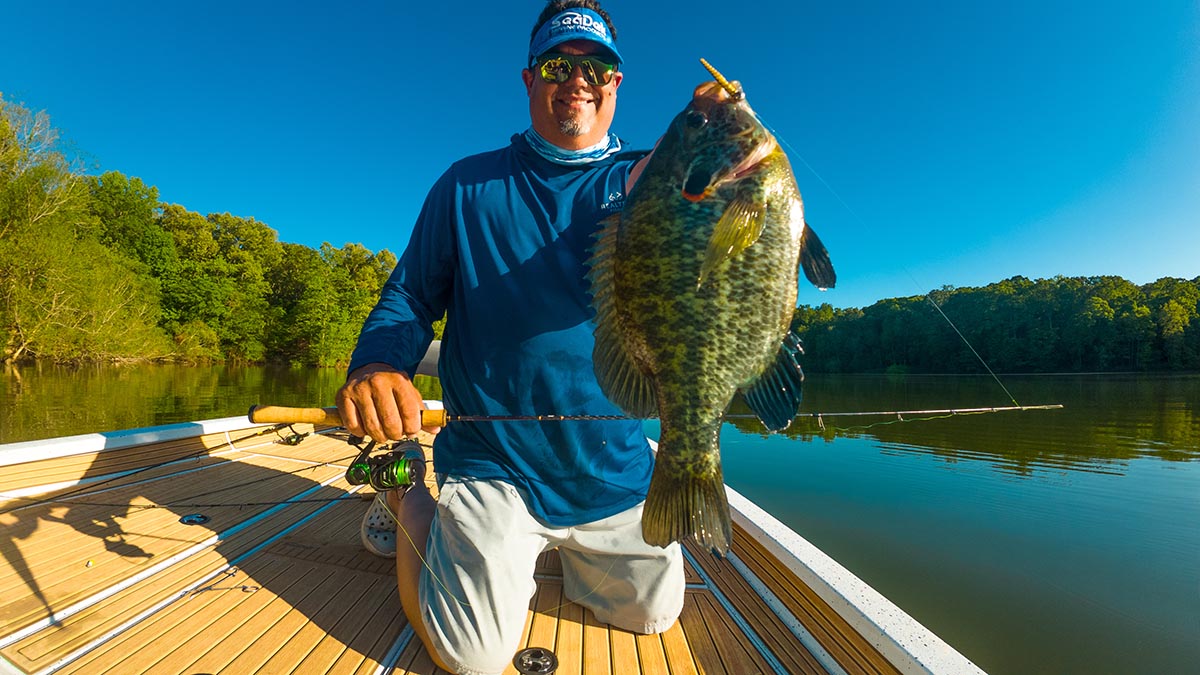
[0,416,270,468]
[726,487,986,675]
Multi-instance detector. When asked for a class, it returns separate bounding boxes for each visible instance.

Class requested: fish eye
[685,110,708,129]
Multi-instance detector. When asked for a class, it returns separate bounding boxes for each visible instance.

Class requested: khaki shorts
[419,477,684,675]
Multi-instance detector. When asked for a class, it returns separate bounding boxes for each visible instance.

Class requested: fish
[589,61,836,554]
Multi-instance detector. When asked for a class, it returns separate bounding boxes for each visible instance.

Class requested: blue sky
[5,0,1198,309]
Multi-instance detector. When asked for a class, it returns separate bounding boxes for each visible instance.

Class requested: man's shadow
[0,420,404,665]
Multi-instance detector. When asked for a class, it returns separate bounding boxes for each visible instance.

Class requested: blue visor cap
[528,8,622,67]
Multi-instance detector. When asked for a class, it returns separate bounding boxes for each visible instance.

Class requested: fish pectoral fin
[740,330,805,432]
[697,198,766,288]
[799,221,837,290]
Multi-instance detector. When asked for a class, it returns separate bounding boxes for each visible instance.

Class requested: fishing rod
[248,403,1063,491]
[248,403,1064,429]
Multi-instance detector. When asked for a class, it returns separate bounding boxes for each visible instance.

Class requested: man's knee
[422,615,524,675]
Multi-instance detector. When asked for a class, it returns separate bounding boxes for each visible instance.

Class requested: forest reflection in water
[4,365,1194,470]
[724,372,1199,475]
[0,362,439,444]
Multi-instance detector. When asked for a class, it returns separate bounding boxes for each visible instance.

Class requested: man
[335,2,683,673]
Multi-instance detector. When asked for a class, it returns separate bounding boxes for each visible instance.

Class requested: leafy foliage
[0,95,395,366]
[795,275,1200,373]
[1,98,171,363]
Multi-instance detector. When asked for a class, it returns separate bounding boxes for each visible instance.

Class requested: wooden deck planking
[688,538,828,674]
[580,603,613,675]
[693,591,777,674]
[267,561,396,673]
[0,454,238,509]
[634,630,670,675]
[554,594,586,675]
[0,439,220,495]
[53,503,404,675]
[731,526,903,675]
[677,598,723,675]
[12,529,283,666]
[322,590,407,675]
[0,425,297,496]
[245,430,361,466]
[54,557,297,674]
[608,622,640,675]
[0,454,343,630]
[0,423,928,675]
[4,484,352,673]
[186,565,357,674]
[524,580,564,669]
[659,618,700,675]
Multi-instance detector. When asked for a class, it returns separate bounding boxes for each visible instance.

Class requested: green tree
[0,96,169,363]
[263,242,396,366]
[87,171,177,276]
[155,207,282,362]
[1144,278,1200,369]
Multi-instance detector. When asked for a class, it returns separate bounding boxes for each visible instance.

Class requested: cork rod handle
[247,405,447,428]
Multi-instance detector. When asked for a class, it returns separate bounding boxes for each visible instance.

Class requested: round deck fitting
[513,647,558,674]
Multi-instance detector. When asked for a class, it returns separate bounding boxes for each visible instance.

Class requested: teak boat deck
[0,420,954,675]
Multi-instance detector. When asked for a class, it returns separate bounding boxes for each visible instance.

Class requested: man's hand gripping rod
[248,405,433,491]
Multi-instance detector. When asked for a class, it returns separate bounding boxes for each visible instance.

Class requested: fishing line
[753,110,1021,406]
[371,451,620,614]
[905,270,1020,406]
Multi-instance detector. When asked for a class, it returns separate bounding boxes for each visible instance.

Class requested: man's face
[523,39,623,150]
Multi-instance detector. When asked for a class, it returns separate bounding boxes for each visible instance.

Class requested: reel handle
[248,405,448,428]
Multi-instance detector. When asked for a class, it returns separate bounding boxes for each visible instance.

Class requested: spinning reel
[344,437,427,491]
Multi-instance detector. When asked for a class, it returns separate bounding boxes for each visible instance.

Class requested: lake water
[2,365,1197,674]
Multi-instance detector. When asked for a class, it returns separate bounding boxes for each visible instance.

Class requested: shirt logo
[601,191,625,212]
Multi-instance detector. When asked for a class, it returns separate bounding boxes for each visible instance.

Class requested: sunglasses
[534,53,618,86]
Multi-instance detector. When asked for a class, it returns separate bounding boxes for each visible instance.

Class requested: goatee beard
[559,116,590,137]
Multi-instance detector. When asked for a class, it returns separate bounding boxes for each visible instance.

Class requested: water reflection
[1,362,442,444]
[724,374,1200,476]
[4,366,1196,474]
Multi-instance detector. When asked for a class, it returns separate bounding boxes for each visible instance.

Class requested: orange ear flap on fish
[681,166,715,202]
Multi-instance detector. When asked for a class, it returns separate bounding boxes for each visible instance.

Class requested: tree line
[1,94,404,366]
[793,275,1200,373]
[3,95,1196,371]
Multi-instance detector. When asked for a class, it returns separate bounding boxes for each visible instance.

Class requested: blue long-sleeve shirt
[349,134,654,526]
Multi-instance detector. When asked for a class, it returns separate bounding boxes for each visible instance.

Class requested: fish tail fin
[642,460,732,556]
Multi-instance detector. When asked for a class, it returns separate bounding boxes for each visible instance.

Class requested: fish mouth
[683,136,778,201]
[727,136,778,182]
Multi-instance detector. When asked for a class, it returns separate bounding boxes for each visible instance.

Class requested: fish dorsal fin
[697,197,765,288]
[588,214,658,418]
[739,330,805,432]
[799,220,837,290]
